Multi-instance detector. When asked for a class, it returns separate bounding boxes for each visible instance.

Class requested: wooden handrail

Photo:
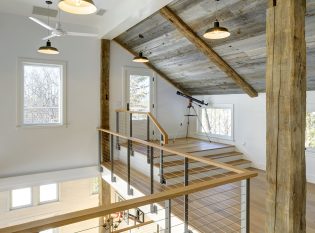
[115,109,168,144]
[98,129,247,174]
[0,171,257,233]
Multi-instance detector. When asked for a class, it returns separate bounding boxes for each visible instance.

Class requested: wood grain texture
[115,0,315,95]
[266,0,307,232]
[101,39,110,162]
[113,38,189,95]
[159,6,258,97]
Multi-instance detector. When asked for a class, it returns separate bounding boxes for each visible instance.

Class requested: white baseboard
[0,166,99,191]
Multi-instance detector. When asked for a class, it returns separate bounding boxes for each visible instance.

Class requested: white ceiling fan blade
[42,34,57,41]
[29,17,54,31]
[67,32,98,37]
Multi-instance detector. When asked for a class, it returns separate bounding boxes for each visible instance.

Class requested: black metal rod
[165,199,171,233]
[98,131,103,172]
[160,135,165,184]
[150,146,157,213]
[147,115,150,163]
[127,139,133,195]
[246,179,250,233]
[110,134,116,182]
[129,112,133,155]
[184,157,189,232]
[116,111,120,150]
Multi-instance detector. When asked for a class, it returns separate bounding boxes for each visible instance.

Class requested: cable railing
[0,111,257,233]
[99,126,256,233]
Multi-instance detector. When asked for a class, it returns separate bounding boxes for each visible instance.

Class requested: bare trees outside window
[306,112,315,150]
[200,105,233,140]
[129,75,150,120]
[20,60,65,126]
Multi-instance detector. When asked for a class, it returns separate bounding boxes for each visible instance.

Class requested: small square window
[11,187,32,209]
[39,183,58,203]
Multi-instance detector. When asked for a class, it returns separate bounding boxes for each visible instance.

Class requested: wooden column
[101,39,110,162]
[266,0,306,232]
[99,178,112,233]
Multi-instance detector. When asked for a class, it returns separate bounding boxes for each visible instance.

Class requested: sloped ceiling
[115,0,315,95]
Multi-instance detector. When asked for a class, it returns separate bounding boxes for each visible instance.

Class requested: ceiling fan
[29,16,98,40]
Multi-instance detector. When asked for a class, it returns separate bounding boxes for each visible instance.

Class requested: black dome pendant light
[38,40,59,54]
[38,1,59,55]
[133,52,149,63]
[132,34,149,63]
[203,0,230,40]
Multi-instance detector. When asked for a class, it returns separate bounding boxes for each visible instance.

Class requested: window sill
[16,123,68,129]
[195,132,234,142]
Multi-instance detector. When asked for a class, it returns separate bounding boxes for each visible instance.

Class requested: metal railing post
[241,179,250,233]
[160,135,165,184]
[150,146,157,213]
[127,139,133,195]
[127,103,134,156]
[147,115,150,163]
[110,134,116,182]
[116,111,120,150]
[165,199,171,233]
[98,130,103,172]
[184,157,189,232]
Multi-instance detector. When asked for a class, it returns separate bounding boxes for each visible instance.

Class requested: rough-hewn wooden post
[99,178,111,233]
[266,0,306,232]
[101,39,110,162]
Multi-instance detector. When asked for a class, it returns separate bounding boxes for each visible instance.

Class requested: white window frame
[9,183,59,211]
[10,187,33,210]
[39,183,59,204]
[197,104,234,141]
[17,58,67,128]
[122,66,156,118]
[39,229,59,233]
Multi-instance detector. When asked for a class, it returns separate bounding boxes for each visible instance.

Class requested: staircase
[122,138,251,187]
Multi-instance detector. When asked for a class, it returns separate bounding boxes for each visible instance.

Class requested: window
[10,183,59,210]
[129,74,151,120]
[306,111,315,151]
[91,177,99,195]
[199,104,233,140]
[124,67,155,121]
[39,183,58,203]
[11,187,32,209]
[18,59,66,126]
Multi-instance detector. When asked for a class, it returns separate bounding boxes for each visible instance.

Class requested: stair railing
[115,107,168,184]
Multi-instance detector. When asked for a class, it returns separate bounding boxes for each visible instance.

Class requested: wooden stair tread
[155,151,243,167]
[163,159,251,179]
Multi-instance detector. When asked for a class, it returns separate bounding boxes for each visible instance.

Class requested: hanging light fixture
[133,52,149,63]
[203,0,230,40]
[37,1,59,54]
[38,40,60,54]
[58,0,97,15]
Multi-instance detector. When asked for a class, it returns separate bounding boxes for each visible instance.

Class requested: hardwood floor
[105,138,315,232]
[249,169,315,233]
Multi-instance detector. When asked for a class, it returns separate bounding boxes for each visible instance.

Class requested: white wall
[0,13,100,178]
[109,41,187,139]
[191,91,315,183]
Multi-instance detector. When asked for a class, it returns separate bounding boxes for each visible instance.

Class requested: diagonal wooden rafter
[159,6,258,97]
[113,38,190,95]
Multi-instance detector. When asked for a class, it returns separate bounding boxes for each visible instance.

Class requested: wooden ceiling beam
[113,38,190,95]
[159,6,258,97]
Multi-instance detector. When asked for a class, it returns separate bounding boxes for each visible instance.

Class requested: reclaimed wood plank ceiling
[115,0,315,95]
